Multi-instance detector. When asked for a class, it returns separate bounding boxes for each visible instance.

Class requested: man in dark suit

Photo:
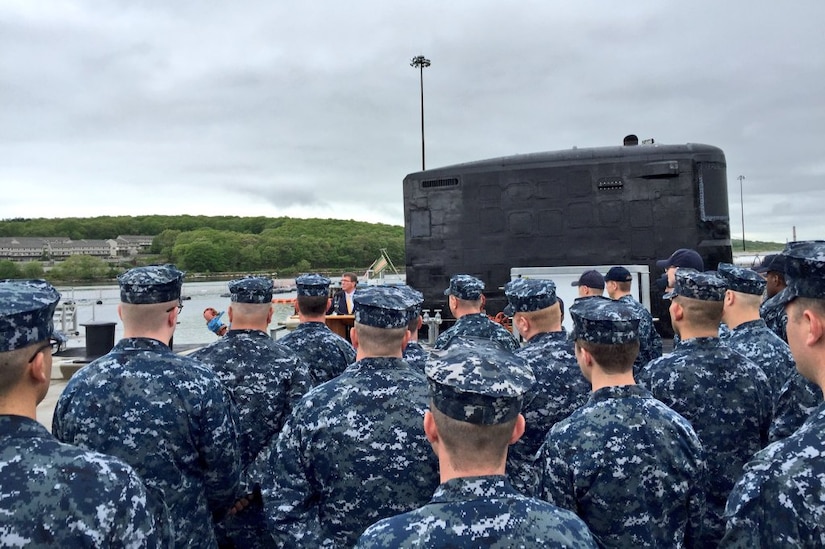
[328,272,358,315]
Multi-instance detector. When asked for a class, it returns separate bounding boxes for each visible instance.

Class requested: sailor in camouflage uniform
[53,265,242,549]
[756,253,789,342]
[638,268,771,546]
[503,277,590,496]
[191,276,310,468]
[0,279,164,547]
[401,287,429,372]
[255,285,439,547]
[433,274,519,351]
[718,262,796,401]
[278,273,355,386]
[355,344,597,548]
[540,296,707,548]
[770,367,823,442]
[722,241,825,547]
[190,276,312,548]
[603,266,663,374]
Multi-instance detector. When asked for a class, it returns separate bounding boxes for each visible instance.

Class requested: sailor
[755,253,789,342]
[0,279,164,546]
[502,277,590,496]
[255,285,439,547]
[638,268,771,546]
[603,266,663,375]
[433,274,519,351]
[191,276,311,547]
[278,273,356,385]
[717,262,795,400]
[192,276,310,466]
[722,240,825,546]
[355,344,597,548]
[571,269,605,297]
[401,286,429,372]
[52,264,242,549]
[539,296,706,547]
[657,248,704,291]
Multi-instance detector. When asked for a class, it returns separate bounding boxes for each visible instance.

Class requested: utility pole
[410,55,431,171]
[738,175,746,251]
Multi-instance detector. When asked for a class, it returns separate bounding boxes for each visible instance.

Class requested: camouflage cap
[353,286,417,329]
[569,296,641,344]
[425,342,535,425]
[774,241,825,307]
[503,278,557,316]
[398,285,425,318]
[0,279,61,352]
[662,268,726,301]
[118,264,184,304]
[295,273,331,297]
[443,274,484,301]
[228,276,274,304]
[717,262,766,295]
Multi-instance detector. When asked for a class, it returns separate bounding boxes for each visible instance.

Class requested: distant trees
[49,255,115,281]
[0,260,44,279]
[0,215,405,277]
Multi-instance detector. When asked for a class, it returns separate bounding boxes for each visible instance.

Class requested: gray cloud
[0,1,823,240]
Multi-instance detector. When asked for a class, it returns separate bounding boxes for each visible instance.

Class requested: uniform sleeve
[769,372,823,442]
[197,380,242,517]
[685,450,708,547]
[538,438,578,512]
[112,464,171,548]
[259,412,322,547]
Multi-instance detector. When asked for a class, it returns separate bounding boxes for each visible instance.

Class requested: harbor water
[54,280,298,349]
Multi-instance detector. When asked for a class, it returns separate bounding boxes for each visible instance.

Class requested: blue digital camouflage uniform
[511,331,590,496]
[190,276,312,548]
[615,294,663,374]
[770,369,824,442]
[0,416,164,548]
[638,269,772,546]
[191,329,310,467]
[190,277,311,468]
[541,297,707,548]
[434,312,519,352]
[279,274,356,386]
[718,262,795,401]
[0,278,163,547]
[722,241,825,546]
[278,321,355,385]
[356,338,596,548]
[254,286,440,547]
[604,266,663,374]
[52,265,242,549]
[725,319,795,401]
[722,405,825,547]
[355,476,597,548]
[502,278,590,496]
[402,339,429,372]
[434,274,520,351]
[760,292,789,342]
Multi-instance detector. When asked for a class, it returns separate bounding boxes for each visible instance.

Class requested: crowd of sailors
[1,240,824,547]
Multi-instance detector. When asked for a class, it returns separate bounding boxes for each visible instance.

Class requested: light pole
[410,55,431,171]
[738,174,746,251]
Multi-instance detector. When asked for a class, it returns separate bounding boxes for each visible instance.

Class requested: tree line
[0,215,405,281]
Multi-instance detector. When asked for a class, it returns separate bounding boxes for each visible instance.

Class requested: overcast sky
[1,1,823,244]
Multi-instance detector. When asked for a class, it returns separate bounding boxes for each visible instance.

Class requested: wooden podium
[325,314,355,341]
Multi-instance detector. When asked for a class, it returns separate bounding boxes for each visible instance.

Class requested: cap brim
[662,289,677,299]
[502,304,514,316]
[570,281,581,287]
[656,258,670,269]
[443,288,451,296]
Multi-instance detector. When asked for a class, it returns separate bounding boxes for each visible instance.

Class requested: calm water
[55,280,298,348]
